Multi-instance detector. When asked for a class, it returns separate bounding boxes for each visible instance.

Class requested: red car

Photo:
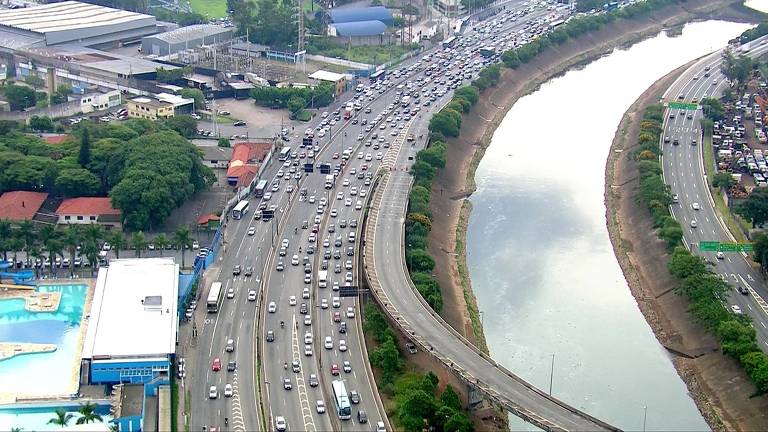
[331,363,340,376]
[211,357,221,371]
[332,152,339,159]
[333,312,341,322]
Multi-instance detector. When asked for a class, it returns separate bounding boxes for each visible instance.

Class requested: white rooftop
[155,92,193,106]
[0,1,154,34]
[309,70,346,82]
[82,258,179,359]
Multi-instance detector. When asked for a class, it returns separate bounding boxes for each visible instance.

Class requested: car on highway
[350,390,360,404]
[332,297,341,308]
[209,385,219,399]
[325,336,333,349]
[347,306,356,318]
[716,252,724,260]
[304,315,312,326]
[224,383,233,397]
[339,340,347,352]
[283,377,292,390]
[305,332,313,344]
[690,220,697,228]
[289,295,297,306]
[227,360,237,372]
[692,202,700,210]
[376,421,386,432]
[276,261,284,271]
[343,360,352,372]
[233,265,241,275]
[305,344,313,356]
[226,287,235,299]
[316,400,326,414]
[339,321,347,333]
[292,254,299,265]
[292,360,300,372]
[275,416,287,431]
[211,358,221,371]
[738,286,749,295]
[248,226,256,235]
[358,410,368,423]
[268,301,277,313]
[245,266,253,276]
[321,298,329,309]
[331,363,340,375]
[309,373,319,387]
[731,304,743,314]
[300,303,308,314]
[225,338,235,352]
[248,290,257,301]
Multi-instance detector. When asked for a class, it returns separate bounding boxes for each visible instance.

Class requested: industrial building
[0,1,160,48]
[127,95,175,120]
[82,258,179,387]
[140,24,233,56]
[309,69,347,95]
[328,21,388,46]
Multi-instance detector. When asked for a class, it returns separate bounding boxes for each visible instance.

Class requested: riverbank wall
[427,0,767,428]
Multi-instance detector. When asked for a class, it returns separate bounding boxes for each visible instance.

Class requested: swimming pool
[0,403,112,431]
[0,284,88,398]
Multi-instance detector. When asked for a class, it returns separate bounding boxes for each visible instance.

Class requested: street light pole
[549,354,555,396]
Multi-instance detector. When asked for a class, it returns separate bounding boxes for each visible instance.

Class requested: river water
[466,20,751,431]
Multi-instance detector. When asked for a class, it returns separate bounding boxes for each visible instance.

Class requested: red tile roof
[0,191,48,221]
[56,197,121,216]
[197,213,221,225]
[226,142,272,181]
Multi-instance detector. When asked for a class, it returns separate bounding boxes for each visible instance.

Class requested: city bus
[254,179,268,198]
[206,281,223,313]
[369,70,386,83]
[232,200,249,219]
[278,146,291,161]
[441,36,457,49]
[331,380,352,420]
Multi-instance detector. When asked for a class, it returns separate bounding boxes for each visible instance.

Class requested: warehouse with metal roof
[140,24,233,56]
[328,6,393,26]
[0,0,159,47]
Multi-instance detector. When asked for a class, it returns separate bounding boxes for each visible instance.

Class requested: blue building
[329,20,388,46]
[329,6,393,27]
[82,258,180,431]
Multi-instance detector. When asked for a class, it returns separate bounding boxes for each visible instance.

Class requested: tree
[0,220,11,261]
[24,75,45,90]
[63,224,80,278]
[369,336,402,384]
[287,96,306,114]
[78,127,91,168]
[55,168,100,197]
[17,220,36,267]
[421,371,439,395]
[173,225,193,268]
[29,115,54,132]
[712,172,735,190]
[428,110,460,137]
[398,390,437,427]
[736,187,768,227]
[109,231,125,259]
[407,248,435,273]
[180,88,205,111]
[716,319,759,359]
[40,224,61,276]
[700,97,725,122]
[218,137,231,148]
[410,160,437,186]
[440,385,462,411]
[132,231,146,257]
[667,247,707,279]
[454,86,479,106]
[47,409,74,428]
[154,233,168,256]
[3,84,36,111]
[76,402,103,425]
[163,116,198,139]
[444,412,474,432]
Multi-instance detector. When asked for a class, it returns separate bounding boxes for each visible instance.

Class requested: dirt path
[425,0,768,428]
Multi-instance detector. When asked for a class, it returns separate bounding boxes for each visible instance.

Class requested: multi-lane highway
[662,36,768,348]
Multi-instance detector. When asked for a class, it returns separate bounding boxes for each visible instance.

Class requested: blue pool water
[0,404,112,431]
[0,284,88,397]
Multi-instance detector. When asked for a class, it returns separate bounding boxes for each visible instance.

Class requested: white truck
[325,174,335,189]
[400,95,411,107]
[318,270,328,288]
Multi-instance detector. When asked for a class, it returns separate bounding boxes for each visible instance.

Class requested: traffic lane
[372,174,611,430]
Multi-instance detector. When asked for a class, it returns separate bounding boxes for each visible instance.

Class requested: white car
[209,385,218,399]
[731,304,743,314]
[275,416,287,431]
[226,287,235,299]
[305,344,314,356]
[248,290,257,301]
[268,301,277,313]
[224,383,233,397]
[289,296,297,306]
[316,400,326,414]
[355,200,363,210]
[304,315,312,326]
[305,332,313,344]
[332,297,341,308]
[325,336,333,349]
[716,251,724,260]
[321,298,329,309]
[376,152,383,160]
[292,255,300,265]
[345,199,352,207]
[339,340,347,352]
[347,306,355,318]
[248,226,256,235]
[343,178,350,186]
[692,202,700,210]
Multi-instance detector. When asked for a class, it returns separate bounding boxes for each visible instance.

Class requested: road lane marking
[291,314,316,432]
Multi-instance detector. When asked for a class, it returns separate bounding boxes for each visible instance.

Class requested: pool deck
[0,286,61,312]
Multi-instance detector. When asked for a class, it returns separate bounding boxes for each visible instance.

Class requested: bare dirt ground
[606,60,768,432]
[425,0,768,428]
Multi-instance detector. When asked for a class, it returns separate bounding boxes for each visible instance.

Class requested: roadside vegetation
[0,117,215,231]
[364,303,474,432]
[186,0,228,18]
[668,248,768,394]
[306,38,418,65]
[500,0,687,70]
[250,83,335,113]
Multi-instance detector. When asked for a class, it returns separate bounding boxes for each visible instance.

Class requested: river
[466,20,751,431]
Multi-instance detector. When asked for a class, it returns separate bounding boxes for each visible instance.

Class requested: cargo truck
[318,270,328,288]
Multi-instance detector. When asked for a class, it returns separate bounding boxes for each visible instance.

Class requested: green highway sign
[668,102,698,110]
[698,241,753,252]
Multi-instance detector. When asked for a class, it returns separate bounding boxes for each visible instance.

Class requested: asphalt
[662,36,768,349]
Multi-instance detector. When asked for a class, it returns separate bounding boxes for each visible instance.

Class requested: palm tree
[172,226,193,268]
[84,224,104,248]
[132,231,146,258]
[109,231,125,259]
[29,246,42,278]
[82,240,100,276]
[75,402,103,425]
[18,220,36,267]
[154,233,168,257]
[63,224,80,278]
[47,408,73,428]
[8,235,23,269]
[39,225,60,277]
[0,219,11,261]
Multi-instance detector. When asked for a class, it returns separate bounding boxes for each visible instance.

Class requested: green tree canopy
[736,187,768,227]
[3,85,36,111]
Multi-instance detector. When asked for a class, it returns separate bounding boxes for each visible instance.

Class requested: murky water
[467,21,751,431]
